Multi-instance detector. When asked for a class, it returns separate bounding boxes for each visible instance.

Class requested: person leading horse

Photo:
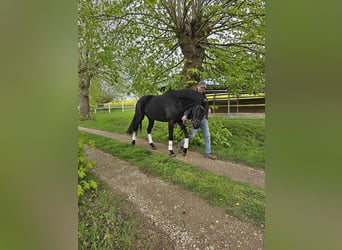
[127,88,205,157]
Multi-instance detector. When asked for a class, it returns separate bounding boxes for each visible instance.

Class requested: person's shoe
[205,153,217,160]
[178,142,184,153]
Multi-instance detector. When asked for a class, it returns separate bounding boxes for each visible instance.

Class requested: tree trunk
[180,43,204,87]
[177,16,208,88]
[79,67,91,119]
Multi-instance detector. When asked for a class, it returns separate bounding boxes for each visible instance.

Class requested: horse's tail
[127,95,153,134]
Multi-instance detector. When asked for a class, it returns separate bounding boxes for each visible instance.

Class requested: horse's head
[191,104,205,129]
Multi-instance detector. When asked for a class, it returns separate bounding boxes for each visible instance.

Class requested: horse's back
[143,89,203,122]
[145,94,180,121]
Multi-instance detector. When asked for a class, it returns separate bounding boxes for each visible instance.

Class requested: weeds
[78,178,155,249]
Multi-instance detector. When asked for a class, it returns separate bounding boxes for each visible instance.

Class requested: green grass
[217,118,265,167]
[79,131,265,226]
[79,111,265,168]
[78,176,157,250]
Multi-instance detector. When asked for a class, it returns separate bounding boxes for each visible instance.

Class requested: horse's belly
[145,101,180,122]
[145,111,167,122]
[146,111,179,122]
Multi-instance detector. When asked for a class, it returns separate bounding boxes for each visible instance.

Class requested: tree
[78,0,125,119]
[78,0,265,113]
[89,79,113,108]
[118,0,265,93]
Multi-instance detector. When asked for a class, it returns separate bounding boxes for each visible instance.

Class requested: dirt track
[80,127,265,249]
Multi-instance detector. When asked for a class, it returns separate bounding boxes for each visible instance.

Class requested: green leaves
[144,0,157,4]
[78,140,97,197]
[78,0,265,98]
[210,120,233,147]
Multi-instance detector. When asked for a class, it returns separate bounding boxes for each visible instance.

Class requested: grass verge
[78,111,265,168]
[79,175,163,249]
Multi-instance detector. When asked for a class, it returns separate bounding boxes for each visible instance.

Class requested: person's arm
[182,107,192,122]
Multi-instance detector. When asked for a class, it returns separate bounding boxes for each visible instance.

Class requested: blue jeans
[180,118,211,154]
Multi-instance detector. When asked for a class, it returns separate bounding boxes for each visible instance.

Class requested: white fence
[94,102,136,113]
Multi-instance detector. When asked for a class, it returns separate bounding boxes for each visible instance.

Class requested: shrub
[78,140,97,197]
[173,117,233,147]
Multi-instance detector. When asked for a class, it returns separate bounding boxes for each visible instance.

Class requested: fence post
[122,102,124,112]
[227,93,230,118]
[236,98,239,114]
[108,102,111,113]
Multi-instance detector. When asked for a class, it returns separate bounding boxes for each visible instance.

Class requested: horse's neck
[173,90,202,104]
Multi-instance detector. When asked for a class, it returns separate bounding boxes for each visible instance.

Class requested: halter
[191,104,205,129]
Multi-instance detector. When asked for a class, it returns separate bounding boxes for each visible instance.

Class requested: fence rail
[94,103,135,113]
[206,90,265,116]
[93,90,265,117]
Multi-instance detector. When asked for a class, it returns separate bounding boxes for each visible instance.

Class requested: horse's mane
[164,89,203,103]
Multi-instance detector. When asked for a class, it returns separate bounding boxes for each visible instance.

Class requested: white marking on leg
[132,131,136,141]
[148,133,153,144]
[168,140,173,151]
[184,138,189,149]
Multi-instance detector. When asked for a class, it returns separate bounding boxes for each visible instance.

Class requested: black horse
[127,89,205,157]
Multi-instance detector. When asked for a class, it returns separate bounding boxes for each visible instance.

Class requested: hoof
[150,143,156,150]
[182,149,187,156]
[131,141,135,146]
[169,150,176,157]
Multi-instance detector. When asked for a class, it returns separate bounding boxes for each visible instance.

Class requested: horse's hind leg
[147,119,156,150]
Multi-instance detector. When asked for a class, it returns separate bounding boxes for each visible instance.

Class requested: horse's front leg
[131,131,136,145]
[178,121,189,156]
[147,119,156,150]
[168,121,176,157]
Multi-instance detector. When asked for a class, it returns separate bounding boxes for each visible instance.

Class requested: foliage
[115,0,265,93]
[78,0,122,77]
[188,117,233,147]
[78,0,130,118]
[89,78,114,107]
[78,139,97,197]
[78,0,265,116]
[79,131,265,226]
[78,113,96,121]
